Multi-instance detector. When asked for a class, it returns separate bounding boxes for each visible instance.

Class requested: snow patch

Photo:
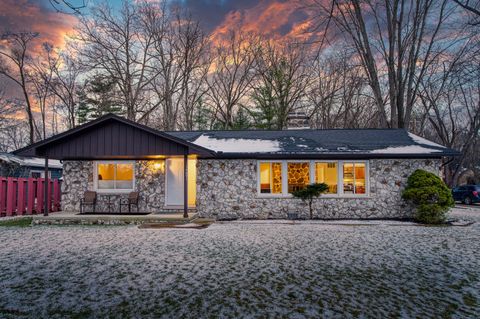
[0,205,478,318]
[408,132,445,148]
[192,134,281,153]
[370,145,442,154]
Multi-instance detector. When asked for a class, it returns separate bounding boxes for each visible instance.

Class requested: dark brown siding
[38,121,188,159]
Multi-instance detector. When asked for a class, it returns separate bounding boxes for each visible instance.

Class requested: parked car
[452,185,480,205]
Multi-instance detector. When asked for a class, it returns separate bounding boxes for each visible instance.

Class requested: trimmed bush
[402,169,454,224]
[292,183,329,219]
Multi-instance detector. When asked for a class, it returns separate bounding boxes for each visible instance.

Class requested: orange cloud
[0,0,78,51]
[210,0,318,44]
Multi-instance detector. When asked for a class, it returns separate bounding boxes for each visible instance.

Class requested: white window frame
[94,160,136,193]
[256,160,369,198]
[338,161,369,197]
[257,161,285,197]
[286,160,311,195]
[312,160,340,196]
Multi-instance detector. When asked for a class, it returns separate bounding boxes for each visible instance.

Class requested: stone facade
[62,160,165,212]
[196,159,441,220]
[62,158,440,219]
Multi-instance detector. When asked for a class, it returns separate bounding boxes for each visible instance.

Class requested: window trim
[256,160,369,198]
[286,160,311,194]
[313,160,340,196]
[93,160,136,193]
[339,161,369,197]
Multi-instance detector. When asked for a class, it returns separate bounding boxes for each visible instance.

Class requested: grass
[0,217,32,227]
[463,292,477,307]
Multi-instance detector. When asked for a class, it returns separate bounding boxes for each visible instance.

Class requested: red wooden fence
[0,177,61,217]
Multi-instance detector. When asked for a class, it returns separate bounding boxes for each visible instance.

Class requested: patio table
[101,194,116,213]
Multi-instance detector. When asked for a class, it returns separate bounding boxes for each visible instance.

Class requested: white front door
[165,158,184,206]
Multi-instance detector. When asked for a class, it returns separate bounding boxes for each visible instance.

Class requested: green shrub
[402,169,454,224]
[292,183,329,219]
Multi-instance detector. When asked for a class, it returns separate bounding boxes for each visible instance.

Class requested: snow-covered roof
[0,152,62,169]
[168,129,459,158]
[192,135,281,153]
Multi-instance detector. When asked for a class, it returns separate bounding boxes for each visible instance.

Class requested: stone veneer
[62,161,165,212]
[62,158,440,219]
[196,159,441,220]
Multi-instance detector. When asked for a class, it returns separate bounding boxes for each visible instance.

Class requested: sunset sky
[0,0,310,50]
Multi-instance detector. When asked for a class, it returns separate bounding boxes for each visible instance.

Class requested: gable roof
[13,114,214,160]
[13,113,459,160]
[168,129,460,159]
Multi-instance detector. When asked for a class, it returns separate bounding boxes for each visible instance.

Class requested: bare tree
[49,0,87,14]
[453,0,480,25]
[307,47,375,129]
[251,40,311,129]
[31,43,58,139]
[309,0,458,129]
[418,42,480,186]
[206,31,259,129]
[0,32,39,143]
[176,13,211,130]
[49,51,83,129]
[74,0,157,121]
[141,5,210,130]
[0,90,28,151]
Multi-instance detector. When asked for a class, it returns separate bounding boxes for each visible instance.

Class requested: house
[13,114,459,219]
[0,152,62,179]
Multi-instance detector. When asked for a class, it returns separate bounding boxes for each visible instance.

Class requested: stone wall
[196,159,441,220]
[62,161,165,212]
[62,158,441,219]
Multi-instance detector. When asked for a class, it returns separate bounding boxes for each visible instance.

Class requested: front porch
[13,114,215,218]
[32,211,199,226]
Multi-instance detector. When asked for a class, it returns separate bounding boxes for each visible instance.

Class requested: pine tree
[251,85,277,129]
[193,98,211,130]
[232,108,251,129]
[76,74,124,124]
[76,88,92,124]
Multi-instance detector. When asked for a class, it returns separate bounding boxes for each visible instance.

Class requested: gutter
[201,151,461,160]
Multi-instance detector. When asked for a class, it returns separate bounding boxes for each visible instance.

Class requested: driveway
[0,207,479,318]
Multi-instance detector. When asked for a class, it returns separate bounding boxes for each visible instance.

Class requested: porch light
[152,161,165,172]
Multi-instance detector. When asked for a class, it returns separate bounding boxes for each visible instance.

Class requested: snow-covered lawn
[0,207,479,318]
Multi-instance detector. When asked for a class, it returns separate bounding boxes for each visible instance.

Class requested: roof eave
[13,113,216,158]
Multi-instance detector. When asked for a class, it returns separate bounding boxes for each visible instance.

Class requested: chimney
[286,111,310,129]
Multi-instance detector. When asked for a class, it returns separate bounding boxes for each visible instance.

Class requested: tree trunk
[309,200,313,220]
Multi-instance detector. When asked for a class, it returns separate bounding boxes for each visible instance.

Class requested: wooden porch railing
[0,177,61,217]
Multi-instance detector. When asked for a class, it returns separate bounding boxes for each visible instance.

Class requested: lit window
[287,162,310,193]
[315,162,338,194]
[259,162,282,194]
[97,162,134,191]
[343,162,366,194]
[257,160,368,197]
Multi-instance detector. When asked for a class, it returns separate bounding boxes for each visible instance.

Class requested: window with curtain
[96,162,134,191]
